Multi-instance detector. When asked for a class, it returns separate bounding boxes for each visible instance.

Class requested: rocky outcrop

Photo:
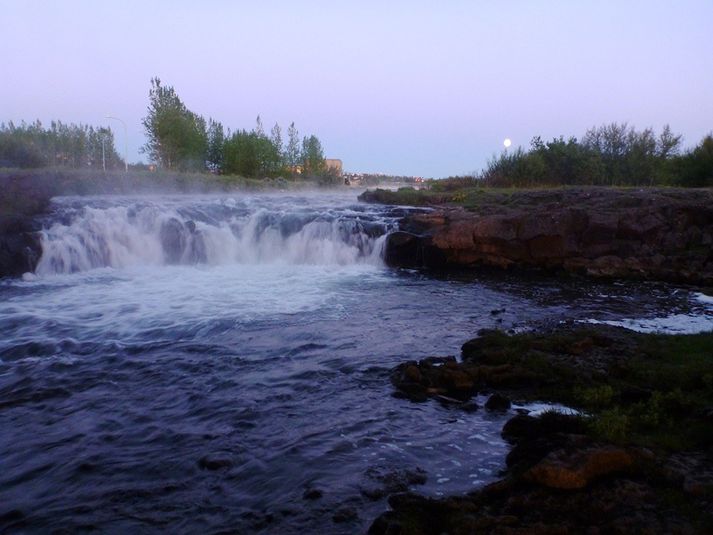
[381,188,713,284]
[0,215,43,277]
[0,173,54,277]
[370,411,712,534]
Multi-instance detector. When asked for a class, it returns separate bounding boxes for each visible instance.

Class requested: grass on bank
[464,328,713,451]
[361,183,713,212]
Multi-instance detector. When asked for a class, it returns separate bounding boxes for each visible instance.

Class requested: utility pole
[106,116,129,172]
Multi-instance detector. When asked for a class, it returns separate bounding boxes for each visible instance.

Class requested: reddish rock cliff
[384,188,713,284]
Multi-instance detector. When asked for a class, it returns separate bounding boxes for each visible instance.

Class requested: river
[1,191,711,533]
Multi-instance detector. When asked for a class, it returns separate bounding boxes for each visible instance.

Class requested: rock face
[0,215,42,277]
[383,188,713,284]
[0,172,57,278]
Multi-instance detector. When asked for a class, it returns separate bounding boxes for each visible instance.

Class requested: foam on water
[580,291,713,334]
[582,314,713,334]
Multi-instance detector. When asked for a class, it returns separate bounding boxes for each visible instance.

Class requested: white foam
[581,315,713,334]
[34,194,390,275]
[693,292,713,305]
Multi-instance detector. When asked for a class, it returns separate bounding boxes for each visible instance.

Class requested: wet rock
[403,364,422,383]
[360,221,387,238]
[461,401,479,413]
[278,213,310,237]
[390,357,476,402]
[524,445,634,489]
[502,412,586,444]
[187,231,207,264]
[0,216,43,277]
[485,393,512,411]
[198,454,233,470]
[160,218,187,264]
[383,231,422,267]
[370,465,705,534]
[361,467,427,501]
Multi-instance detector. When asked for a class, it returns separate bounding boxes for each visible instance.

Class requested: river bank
[373,323,713,533]
[360,186,713,286]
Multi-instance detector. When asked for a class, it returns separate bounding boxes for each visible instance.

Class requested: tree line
[0,120,123,170]
[479,123,713,188]
[141,78,328,178]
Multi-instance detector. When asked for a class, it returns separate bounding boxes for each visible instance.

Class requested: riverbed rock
[524,445,634,489]
[390,357,477,402]
[160,218,187,264]
[484,393,512,411]
[0,217,42,277]
[380,187,713,284]
[361,466,428,501]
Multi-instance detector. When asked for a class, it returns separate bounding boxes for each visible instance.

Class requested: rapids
[1,191,712,533]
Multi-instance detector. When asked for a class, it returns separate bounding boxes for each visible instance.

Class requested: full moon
[503,138,512,148]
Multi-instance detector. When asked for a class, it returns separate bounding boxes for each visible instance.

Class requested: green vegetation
[141,78,332,180]
[142,78,208,172]
[478,123,712,188]
[463,327,713,451]
[363,123,711,202]
[1,78,335,184]
[0,120,123,170]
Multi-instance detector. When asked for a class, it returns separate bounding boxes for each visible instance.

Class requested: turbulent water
[1,191,712,533]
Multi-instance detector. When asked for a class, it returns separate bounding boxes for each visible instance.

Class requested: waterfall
[35,196,392,275]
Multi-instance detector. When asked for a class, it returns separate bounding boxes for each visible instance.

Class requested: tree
[255,115,265,137]
[222,129,282,178]
[657,125,682,159]
[141,77,208,171]
[270,122,283,165]
[286,122,300,174]
[676,135,713,187]
[207,118,225,172]
[301,134,326,176]
[0,120,122,169]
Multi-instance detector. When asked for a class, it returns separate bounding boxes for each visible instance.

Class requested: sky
[1,0,712,177]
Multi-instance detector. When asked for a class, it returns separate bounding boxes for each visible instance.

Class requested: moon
[503,138,512,148]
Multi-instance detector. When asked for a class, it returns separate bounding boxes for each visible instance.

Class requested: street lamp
[105,116,129,172]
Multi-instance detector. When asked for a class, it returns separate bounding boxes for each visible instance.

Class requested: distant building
[325,158,343,176]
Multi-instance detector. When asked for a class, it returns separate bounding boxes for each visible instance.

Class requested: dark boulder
[160,218,187,264]
[485,393,512,411]
[0,216,42,277]
[384,231,446,268]
[384,231,422,267]
[361,466,427,501]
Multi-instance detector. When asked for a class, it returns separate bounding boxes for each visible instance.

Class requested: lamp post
[106,116,129,172]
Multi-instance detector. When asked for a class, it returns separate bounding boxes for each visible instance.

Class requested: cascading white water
[35,194,393,275]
